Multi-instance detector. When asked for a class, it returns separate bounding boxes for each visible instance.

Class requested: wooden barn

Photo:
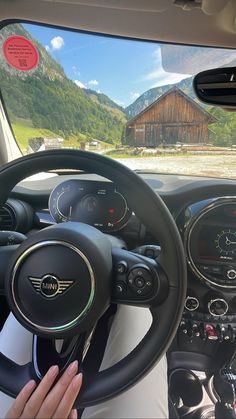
[125,87,216,147]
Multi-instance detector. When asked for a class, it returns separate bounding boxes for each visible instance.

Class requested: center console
[178,197,236,344]
[168,197,236,418]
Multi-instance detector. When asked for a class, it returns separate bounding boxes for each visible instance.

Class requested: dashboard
[3,172,236,344]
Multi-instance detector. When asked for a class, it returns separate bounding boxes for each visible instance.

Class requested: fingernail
[67,360,78,376]
[26,380,36,391]
[49,365,59,378]
[71,409,77,419]
[72,373,82,390]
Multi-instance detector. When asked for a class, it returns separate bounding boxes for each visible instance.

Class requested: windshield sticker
[2,36,39,71]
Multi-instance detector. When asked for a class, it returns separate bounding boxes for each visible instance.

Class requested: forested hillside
[0,23,126,146]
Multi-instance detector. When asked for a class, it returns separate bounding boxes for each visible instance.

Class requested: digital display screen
[198,225,236,262]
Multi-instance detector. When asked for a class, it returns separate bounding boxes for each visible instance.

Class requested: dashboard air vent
[0,205,16,231]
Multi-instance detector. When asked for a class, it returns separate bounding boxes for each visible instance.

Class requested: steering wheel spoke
[0,351,34,399]
[0,245,19,294]
[33,333,87,379]
[111,247,168,307]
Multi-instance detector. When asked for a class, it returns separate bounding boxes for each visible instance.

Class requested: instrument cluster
[49,179,131,233]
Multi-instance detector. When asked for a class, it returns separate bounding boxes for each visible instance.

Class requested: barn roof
[127,86,217,125]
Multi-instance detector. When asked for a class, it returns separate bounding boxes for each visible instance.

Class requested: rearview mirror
[194,67,236,109]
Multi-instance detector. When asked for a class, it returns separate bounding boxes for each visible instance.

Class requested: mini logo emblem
[28,274,74,298]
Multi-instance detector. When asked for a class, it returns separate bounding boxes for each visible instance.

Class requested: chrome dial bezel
[184,196,236,289]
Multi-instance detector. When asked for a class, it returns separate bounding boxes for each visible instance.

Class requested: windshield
[1,22,236,178]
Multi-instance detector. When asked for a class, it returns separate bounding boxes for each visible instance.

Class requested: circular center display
[185,198,236,288]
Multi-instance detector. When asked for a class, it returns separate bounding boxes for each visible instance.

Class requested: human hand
[5,361,82,419]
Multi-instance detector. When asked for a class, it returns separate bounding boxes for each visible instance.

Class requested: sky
[25,23,190,107]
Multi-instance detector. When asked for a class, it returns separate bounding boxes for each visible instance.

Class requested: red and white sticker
[2,35,39,71]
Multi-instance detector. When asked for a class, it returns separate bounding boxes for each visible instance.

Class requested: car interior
[1,1,236,418]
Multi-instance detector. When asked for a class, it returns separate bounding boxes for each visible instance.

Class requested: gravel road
[116,154,236,179]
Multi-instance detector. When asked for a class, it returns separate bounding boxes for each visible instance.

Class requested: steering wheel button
[115,283,126,294]
[137,270,144,276]
[116,262,127,275]
[128,276,133,284]
[145,248,155,258]
[134,277,145,288]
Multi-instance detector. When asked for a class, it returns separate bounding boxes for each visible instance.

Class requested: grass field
[12,121,58,153]
[12,120,113,153]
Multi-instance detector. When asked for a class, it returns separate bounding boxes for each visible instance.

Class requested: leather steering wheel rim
[0,149,187,408]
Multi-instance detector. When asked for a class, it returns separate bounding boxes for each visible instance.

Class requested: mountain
[125,77,194,118]
[126,43,236,119]
[86,89,126,123]
[0,23,126,144]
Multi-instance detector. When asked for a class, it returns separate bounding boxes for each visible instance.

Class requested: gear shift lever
[213,348,236,418]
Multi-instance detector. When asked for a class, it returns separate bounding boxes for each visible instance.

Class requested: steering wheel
[0,149,186,408]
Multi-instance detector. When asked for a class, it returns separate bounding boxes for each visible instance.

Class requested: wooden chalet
[125,87,216,147]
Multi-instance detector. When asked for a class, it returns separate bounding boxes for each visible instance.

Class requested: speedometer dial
[49,179,131,232]
[49,180,79,222]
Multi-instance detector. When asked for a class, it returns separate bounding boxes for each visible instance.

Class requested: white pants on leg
[82,306,168,419]
[0,307,168,418]
[0,313,33,417]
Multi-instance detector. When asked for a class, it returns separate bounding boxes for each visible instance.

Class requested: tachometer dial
[49,180,81,223]
[215,230,236,256]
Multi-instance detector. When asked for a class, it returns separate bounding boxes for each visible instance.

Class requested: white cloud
[97,89,101,94]
[50,36,65,50]
[72,65,80,76]
[88,79,99,86]
[45,45,50,52]
[130,92,140,101]
[74,80,87,89]
[144,47,190,87]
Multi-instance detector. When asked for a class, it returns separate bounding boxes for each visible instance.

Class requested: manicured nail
[67,360,78,376]
[26,380,36,391]
[49,365,59,378]
[72,373,82,390]
[71,409,78,419]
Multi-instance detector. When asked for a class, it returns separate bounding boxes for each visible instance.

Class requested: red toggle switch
[205,324,218,340]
